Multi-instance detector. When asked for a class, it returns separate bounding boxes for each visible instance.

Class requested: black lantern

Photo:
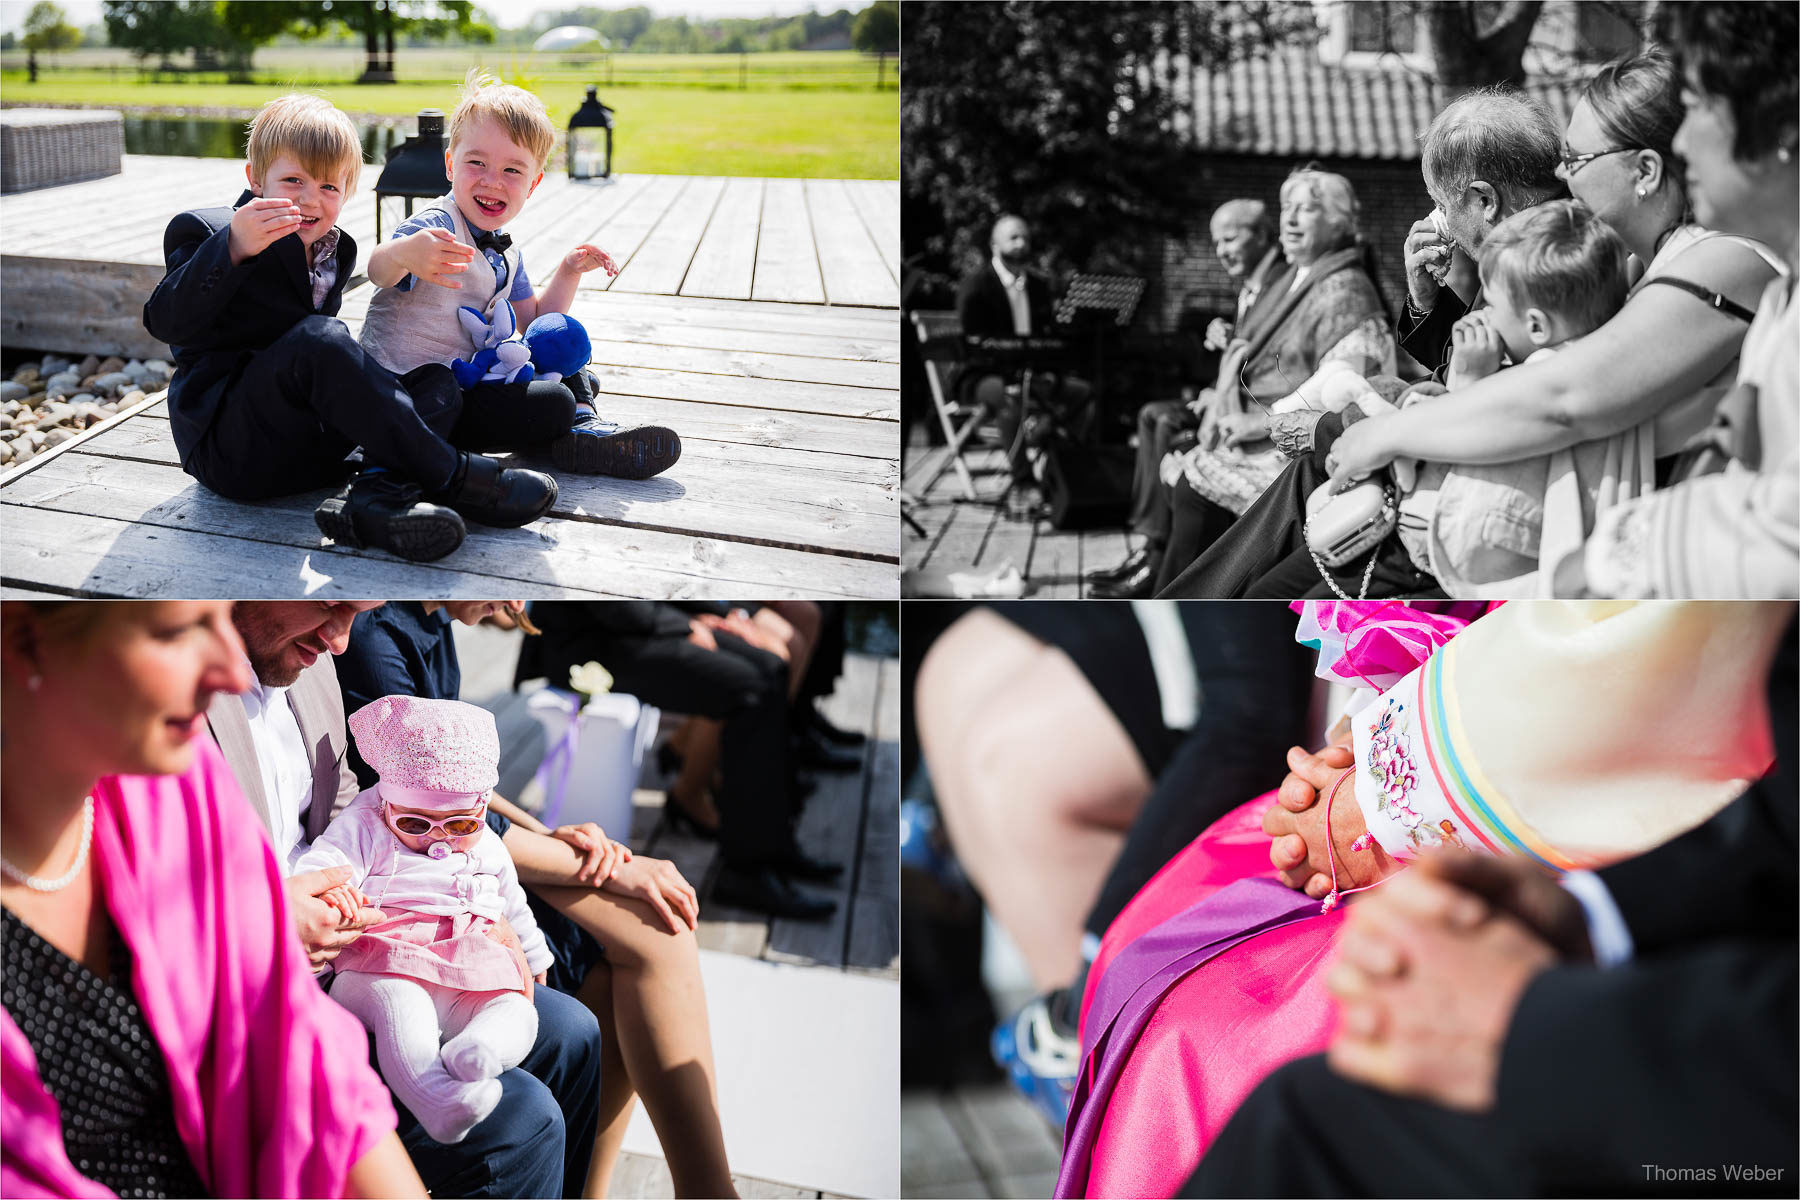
[375,108,450,242]
[567,87,614,180]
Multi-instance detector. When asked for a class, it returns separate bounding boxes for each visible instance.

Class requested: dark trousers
[453,375,579,454]
[1129,398,1198,545]
[1184,1054,1529,1198]
[600,630,794,863]
[1083,602,1313,938]
[1160,456,1323,597]
[185,315,462,499]
[391,984,603,1199]
[1245,538,1443,599]
[1154,479,1238,593]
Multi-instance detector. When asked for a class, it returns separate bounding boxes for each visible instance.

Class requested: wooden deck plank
[3,457,894,598]
[751,178,825,305]
[588,175,689,290]
[805,179,897,308]
[566,288,896,336]
[612,176,726,296]
[843,180,900,280]
[680,177,763,301]
[509,174,654,276]
[593,365,895,421]
[1027,528,1084,599]
[92,410,896,561]
[584,338,899,390]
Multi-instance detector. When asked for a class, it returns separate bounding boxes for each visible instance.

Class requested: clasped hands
[1267,742,1593,1112]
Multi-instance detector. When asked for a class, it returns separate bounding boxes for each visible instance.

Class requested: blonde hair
[1279,167,1361,250]
[449,69,557,170]
[246,94,364,195]
[1479,199,1630,336]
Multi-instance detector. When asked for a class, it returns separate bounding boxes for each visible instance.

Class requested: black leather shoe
[1089,558,1158,599]
[1086,546,1153,586]
[765,844,845,882]
[712,864,837,920]
[439,453,558,528]
[793,727,862,772]
[315,471,466,562]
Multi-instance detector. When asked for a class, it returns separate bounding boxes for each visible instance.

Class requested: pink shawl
[1,738,395,1199]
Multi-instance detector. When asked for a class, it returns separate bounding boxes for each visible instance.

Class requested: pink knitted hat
[348,695,499,812]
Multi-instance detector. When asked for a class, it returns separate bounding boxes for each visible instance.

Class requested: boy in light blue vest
[360,72,680,480]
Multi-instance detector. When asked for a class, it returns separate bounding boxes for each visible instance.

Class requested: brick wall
[1145,154,1432,334]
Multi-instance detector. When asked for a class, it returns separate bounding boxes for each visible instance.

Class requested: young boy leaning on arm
[360,71,680,481]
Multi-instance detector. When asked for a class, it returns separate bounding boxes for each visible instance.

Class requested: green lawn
[0,53,899,178]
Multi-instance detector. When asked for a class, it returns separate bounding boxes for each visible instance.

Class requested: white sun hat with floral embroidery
[1349,600,1790,871]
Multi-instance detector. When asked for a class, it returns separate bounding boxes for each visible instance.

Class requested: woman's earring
[1780,146,1794,164]
[26,674,42,692]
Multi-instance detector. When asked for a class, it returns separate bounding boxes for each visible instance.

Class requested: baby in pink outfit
[293,694,550,1144]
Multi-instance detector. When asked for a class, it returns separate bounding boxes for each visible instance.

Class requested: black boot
[315,470,466,562]
[712,862,837,920]
[1086,544,1154,586]
[438,452,558,528]
[1089,550,1161,598]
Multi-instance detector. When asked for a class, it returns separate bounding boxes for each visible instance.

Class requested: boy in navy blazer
[143,93,558,562]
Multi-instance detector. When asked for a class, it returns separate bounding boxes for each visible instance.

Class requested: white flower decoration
[569,660,614,698]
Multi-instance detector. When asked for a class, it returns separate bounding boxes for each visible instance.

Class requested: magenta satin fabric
[1,739,396,1199]
[1059,796,1348,1199]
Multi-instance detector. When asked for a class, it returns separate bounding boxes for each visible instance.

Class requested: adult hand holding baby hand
[287,864,386,968]
[401,227,475,289]
[228,197,307,264]
[551,821,630,885]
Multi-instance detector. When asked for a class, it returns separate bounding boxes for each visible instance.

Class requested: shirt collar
[308,225,341,270]
[241,659,289,719]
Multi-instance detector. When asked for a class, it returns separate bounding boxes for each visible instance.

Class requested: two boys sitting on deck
[144,78,680,564]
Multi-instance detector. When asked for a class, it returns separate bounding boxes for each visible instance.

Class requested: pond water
[122,114,407,161]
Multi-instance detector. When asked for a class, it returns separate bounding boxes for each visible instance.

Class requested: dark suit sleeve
[954,270,989,335]
[1396,290,1469,376]
[143,209,259,346]
[1494,619,1797,1184]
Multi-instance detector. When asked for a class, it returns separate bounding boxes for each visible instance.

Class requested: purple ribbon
[1055,876,1322,1198]
[533,691,583,828]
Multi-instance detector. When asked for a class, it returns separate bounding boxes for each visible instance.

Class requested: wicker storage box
[0,108,124,194]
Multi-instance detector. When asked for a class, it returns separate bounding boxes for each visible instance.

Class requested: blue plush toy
[521,312,593,384]
[450,301,534,388]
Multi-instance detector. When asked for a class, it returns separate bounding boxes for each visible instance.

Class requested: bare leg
[916,609,1152,987]
[575,962,636,1198]
[538,883,738,1199]
[758,602,819,700]
[671,717,724,829]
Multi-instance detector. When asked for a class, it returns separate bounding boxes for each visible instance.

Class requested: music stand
[1054,274,1145,329]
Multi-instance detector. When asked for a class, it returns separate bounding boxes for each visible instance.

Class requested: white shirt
[239,671,312,872]
[992,255,1033,336]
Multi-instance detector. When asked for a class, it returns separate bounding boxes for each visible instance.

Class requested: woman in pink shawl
[1057,600,1787,1199]
[0,600,425,1199]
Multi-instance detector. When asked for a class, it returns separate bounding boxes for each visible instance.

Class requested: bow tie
[472,228,511,253]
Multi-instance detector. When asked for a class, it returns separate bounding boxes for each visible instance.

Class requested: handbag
[1304,475,1397,599]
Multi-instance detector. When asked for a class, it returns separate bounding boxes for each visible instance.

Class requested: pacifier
[428,841,451,860]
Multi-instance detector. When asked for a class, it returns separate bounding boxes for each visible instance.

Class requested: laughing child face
[447,114,544,231]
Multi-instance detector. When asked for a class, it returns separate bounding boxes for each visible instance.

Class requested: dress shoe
[793,727,862,772]
[711,864,836,920]
[315,470,466,562]
[1088,558,1158,599]
[660,790,719,841]
[551,416,682,479]
[438,452,558,528]
[1085,546,1153,586]
[806,709,866,747]
[763,844,844,882]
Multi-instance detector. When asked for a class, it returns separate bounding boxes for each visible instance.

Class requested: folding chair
[904,309,985,502]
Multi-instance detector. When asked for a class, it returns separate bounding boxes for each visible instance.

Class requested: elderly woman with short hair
[1098,165,1394,597]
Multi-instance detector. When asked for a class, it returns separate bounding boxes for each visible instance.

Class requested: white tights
[331,972,539,1144]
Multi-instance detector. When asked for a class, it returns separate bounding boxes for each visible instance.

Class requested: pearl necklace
[0,798,94,893]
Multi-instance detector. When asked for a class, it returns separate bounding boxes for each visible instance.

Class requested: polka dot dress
[1,908,210,1198]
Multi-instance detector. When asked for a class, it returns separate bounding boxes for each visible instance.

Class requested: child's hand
[1448,311,1504,383]
[400,227,476,289]
[228,196,307,264]
[563,244,619,277]
[318,882,367,925]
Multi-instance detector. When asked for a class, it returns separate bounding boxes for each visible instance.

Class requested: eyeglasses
[385,799,488,839]
[1559,146,1636,177]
